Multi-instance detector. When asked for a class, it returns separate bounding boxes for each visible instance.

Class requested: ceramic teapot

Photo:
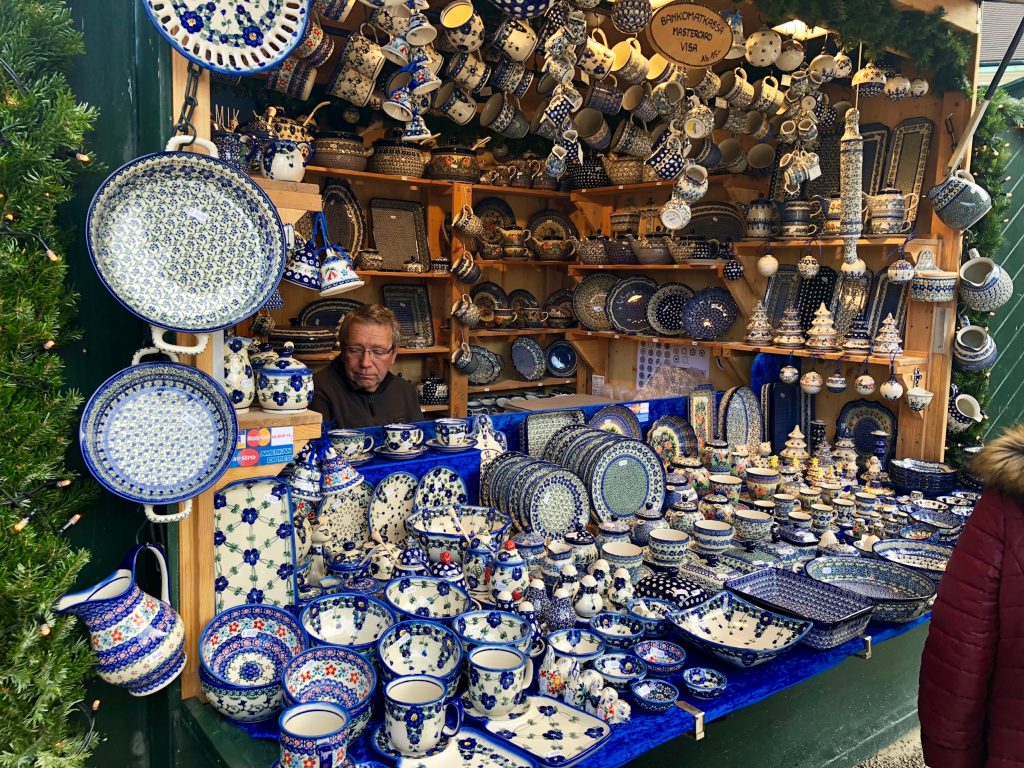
[262,138,314,182]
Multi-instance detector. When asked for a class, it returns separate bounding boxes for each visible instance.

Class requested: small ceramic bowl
[626,597,677,638]
[899,522,941,542]
[383,575,470,623]
[301,593,395,664]
[377,620,464,699]
[281,646,377,739]
[546,628,607,664]
[407,505,512,564]
[589,612,644,651]
[452,609,532,654]
[681,667,727,700]
[593,653,647,690]
[691,519,735,554]
[631,639,687,678]
[630,678,680,713]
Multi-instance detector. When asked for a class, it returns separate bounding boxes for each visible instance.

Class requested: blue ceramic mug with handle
[279,702,351,768]
[384,675,463,757]
[385,423,424,452]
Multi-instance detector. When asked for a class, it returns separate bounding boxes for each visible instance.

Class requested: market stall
[64,0,1000,764]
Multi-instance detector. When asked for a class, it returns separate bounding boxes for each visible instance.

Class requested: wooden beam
[891,0,981,36]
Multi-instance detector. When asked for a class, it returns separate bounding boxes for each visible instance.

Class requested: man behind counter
[310,304,424,428]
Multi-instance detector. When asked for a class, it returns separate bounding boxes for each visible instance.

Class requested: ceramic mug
[329,428,374,458]
[684,67,720,100]
[493,16,537,62]
[660,197,691,231]
[610,38,650,85]
[435,81,477,125]
[435,417,469,446]
[750,75,784,113]
[521,307,549,327]
[440,0,484,51]
[623,83,658,123]
[718,67,754,108]
[673,162,708,201]
[481,93,529,139]
[579,28,615,78]
[451,342,479,373]
[328,65,376,106]
[279,703,350,768]
[492,308,518,328]
[267,58,319,101]
[452,295,482,326]
[652,80,685,117]
[492,56,532,97]
[543,84,584,127]
[467,646,533,718]
[683,96,714,140]
[574,108,612,149]
[747,142,776,172]
[445,51,490,93]
[647,53,682,86]
[611,116,653,158]
[340,25,387,79]
[686,137,722,170]
[384,675,463,757]
[384,423,424,452]
[718,137,747,174]
[454,205,484,238]
[746,111,774,141]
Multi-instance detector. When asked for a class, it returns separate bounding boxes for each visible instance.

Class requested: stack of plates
[888,458,958,496]
[479,452,591,536]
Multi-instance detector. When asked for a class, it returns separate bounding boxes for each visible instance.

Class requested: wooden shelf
[717,342,930,368]
[470,328,568,338]
[567,330,715,348]
[478,260,573,270]
[356,270,451,279]
[570,175,762,199]
[468,377,577,393]
[305,166,453,189]
[472,183,571,199]
[297,345,450,362]
[734,236,940,249]
[568,262,725,274]
[421,404,450,413]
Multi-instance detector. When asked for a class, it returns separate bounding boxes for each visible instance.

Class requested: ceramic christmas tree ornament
[842,315,871,351]
[744,301,773,344]
[773,305,805,348]
[872,314,904,356]
[805,302,839,351]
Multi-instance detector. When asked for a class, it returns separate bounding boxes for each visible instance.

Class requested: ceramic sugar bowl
[257,342,314,412]
[491,540,529,604]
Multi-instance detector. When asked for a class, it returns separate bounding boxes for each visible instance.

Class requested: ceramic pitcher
[959,247,1014,312]
[56,544,186,696]
[927,169,992,230]
[223,336,255,412]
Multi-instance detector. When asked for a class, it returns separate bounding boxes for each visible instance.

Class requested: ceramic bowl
[626,597,677,638]
[691,520,735,554]
[744,467,781,500]
[383,575,471,622]
[668,592,811,668]
[301,593,395,663]
[871,540,950,585]
[407,505,512,563]
[908,505,963,533]
[198,605,306,723]
[601,541,644,580]
[546,628,607,664]
[377,620,464,699]
[732,509,773,542]
[680,667,727,700]
[281,646,377,739]
[452,609,532,654]
[589,611,645,651]
[647,529,691,563]
[708,473,742,503]
[803,556,936,624]
[631,639,687,678]
[593,653,647,690]
[631,678,680,713]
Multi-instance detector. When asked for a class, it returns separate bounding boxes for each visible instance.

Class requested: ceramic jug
[947,384,985,433]
[742,197,779,238]
[262,138,314,182]
[927,169,992,230]
[56,545,185,695]
[959,248,1014,312]
[491,541,529,603]
[953,325,998,371]
[223,336,255,412]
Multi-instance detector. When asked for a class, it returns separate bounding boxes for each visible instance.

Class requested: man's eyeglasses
[344,346,395,359]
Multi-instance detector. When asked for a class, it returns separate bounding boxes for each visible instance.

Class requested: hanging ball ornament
[780,364,800,384]
[880,374,904,401]
[855,373,876,395]
[887,255,915,283]
[757,252,779,277]
[800,370,823,394]
[798,251,820,279]
[833,51,853,79]
[723,259,744,280]
[826,370,847,393]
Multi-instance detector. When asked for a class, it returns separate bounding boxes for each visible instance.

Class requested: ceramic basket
[910,271,958,303]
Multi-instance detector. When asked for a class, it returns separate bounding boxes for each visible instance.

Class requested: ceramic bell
[780,364,800,384]
[257,342,314,412]
[539,644,566,698]
[852,61,887,97]
[558,656,586,708]
[826,362,847,393]
[319,444,363,497]
[800,370,823,395]
[223,336,255,412]
[888,254,916,283]
[464,532,494,594]
[283,237,321,289]
[319,245,365,296]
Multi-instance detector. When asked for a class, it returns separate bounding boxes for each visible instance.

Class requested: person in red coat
[919,425,1024,767]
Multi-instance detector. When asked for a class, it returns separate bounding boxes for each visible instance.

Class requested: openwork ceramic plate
[415,467,468,510]
[87,150,287,331]
[80,362,237,505]
[468,346,503,386]
[318,479,372,547]
[142,0,309,75]
[573,273,618,331]
[369,471,417,545]
[589,405,642,438]
[836,398,897,464]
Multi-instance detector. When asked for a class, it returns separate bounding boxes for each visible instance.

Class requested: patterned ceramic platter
[646,283,695,336]
[415,467,468,510]
[646,415,698,463]
[521,410,586,458]
[589,405,642,438]
[836,399,897,463]
[297,297,364,327]
[527,210,578,240]
[718,386,762,452]
[763,264,799,327]
[606,276,658,334]
[382,726,537,768]
[80,362,237,507]
[477,696,610,768]
[527,468,591,535]
[541,424,592,464]
[318,479,373,548]
[687,203,745,245]
[545,340,577,377]
[142,0,309,75]
[469,346,504,386]
[475,197,517,243]
[588,439,665,521]
[87,149,287,332]
[326,182,367,258]
[369,472,417,545]
[682,287,738,340]
[471,282,510,312]
[872,540,950,584]
[213,478,303,612]
[572,273,619,331]
[687,385,715,449]
[796,265,838,330]
[508,289,541,315]
[511,337,546,381]
[382,284,434,347]
[803,556,936,624]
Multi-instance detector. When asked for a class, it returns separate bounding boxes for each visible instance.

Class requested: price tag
[780,74,792,87]
[714,97,729,110]
[808,165,822,181]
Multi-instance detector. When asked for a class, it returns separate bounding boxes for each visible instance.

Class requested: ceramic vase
[223,337,255,412]
[839,108,863,266]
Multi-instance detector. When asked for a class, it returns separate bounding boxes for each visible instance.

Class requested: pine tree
[0,0,98,764]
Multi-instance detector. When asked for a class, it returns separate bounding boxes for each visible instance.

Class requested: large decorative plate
[325,182,367,259]
[542,425,593,465]
[861,123,890,196]
[646,415,698,463]
[468,346,503,386]
[381,284,434,347]
[589,405,642,438]
[80,361,237,510]
[796,265,838,331]
[371,199,428,270]
[588,440,665,521]
[508,289,541,315]
[527,210,578,240]
[865,272,909,338]
[646,283,695,336]
[511,337,546,381]
[87,149,287,332]
[527,468,591,535]
[544,288,576,319]
[686,203,745,245]
[318,480,372,549]
[883,118,933,229]
[521,410,586,458]
[606,276,658,334]
[829,269,874,341]
[474,197,517,243]
[415,467,469,510]
[474,696,610,768]
[545,340,578,377]
[763,264,800,327]
[213,477,301,612]
[470,282,510,312]
[836,399,897,464]
[718,386,762,452]
[681,287,738,340]
[369,472,418,545]
[297,297,365,327]
[142,0,309,75]
[573,273,619,331]
[688,385,715,449]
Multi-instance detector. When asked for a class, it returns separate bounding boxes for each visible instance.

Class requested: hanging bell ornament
[879,356,904,401]
[800,369,823,395]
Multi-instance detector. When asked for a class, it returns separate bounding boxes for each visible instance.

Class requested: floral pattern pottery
[378,726,537,768]
[301,593,395,662]
[630,678,678,713]
[803,556,936,624]
[384,576,471,623]
[630,638,686,677]
[223,337,255,411]
[415,467,469,510]
[680,667,727,700]
[282,646,377,739]
[871,540,950,585]
[453,610,532,655]
[257,342,314,412]
[377,620,464,699]
[370,472,418,546]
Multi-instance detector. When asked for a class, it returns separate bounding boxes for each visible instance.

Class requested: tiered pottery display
[744,301,773,344]
[772,305,805,348]
[842,315,872,351]
[872,314,904,357]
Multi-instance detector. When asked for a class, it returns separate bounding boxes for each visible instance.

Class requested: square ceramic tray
[381,284,435,347]
[390,727,538,768]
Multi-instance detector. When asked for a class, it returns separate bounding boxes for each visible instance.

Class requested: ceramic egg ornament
[798,251,820,279]
[800,370,823,395]
[745,27,782,68]
[855,372,876,395]
[779,364,800,384]
[880,373,904,401]
[884,72,912,101]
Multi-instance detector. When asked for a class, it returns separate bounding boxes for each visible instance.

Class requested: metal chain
[172,62,204,145]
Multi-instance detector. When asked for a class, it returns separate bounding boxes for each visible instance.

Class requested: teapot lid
[262,342,312,377]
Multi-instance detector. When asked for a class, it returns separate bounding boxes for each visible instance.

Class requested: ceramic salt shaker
[558,564,580,600]
[573,574,604,619]
[606,568,635,610]
[547,586,577,631]
[588,559,611,595]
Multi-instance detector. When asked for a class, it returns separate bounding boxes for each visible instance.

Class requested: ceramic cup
[623,83,659,123]
[611,116,653,158]
[451,295,482,327]
[451,342,479,373]
[493,16,537,62]
[480,93,529,139]
[787,511,812,529]
[646,134,688,180]
[610,38,650,85]
[660,197,691,231]
[772,493,799,521]
[279,703,350,768]
[440,0,484,52]
[384,675,463,757]
[445,51,490,93]
[579,28,615,78]
[750,75,784,113]
[684,67,720,100]
[521,307,549,327]
[435,81,477,126]
[652,80,686,117]
[466,646,533,718]
[648,528,690,563]
[585,76,624,116]
[454,204,484,238]
[452,252,481,284]
[340,26,387,79]
[718,138,747,174]
[384,423,424,452]
[329,428,374,457]
[683,96,714,140]
[746,111,774,141]
[747,142,776,172]
[574,108,612,150]
[492,308,519,328]
[328,64,376,106]
[718,67,754,108]
[267,58,319,101]
[673,163,708,202]
[435,417,469,446]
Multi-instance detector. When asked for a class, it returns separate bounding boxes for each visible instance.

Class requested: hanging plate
[87,144,287,333]
[796,266,838,331]
[80,361,237,514]
[861,123,890,196]
[545,340,578,377]
[381,284,434,347]
[508,289,541,315]
[471,281,510,311]
[527,209,578,240]
[142,0,309,75]
[829,269,874,341]
[837,399,898,464]
[606,276,658,334]
[415,467,469,510]
[324,182,367,259]
[646,283,695,336]
[864,272,910,338]
[763,265,800,327]
[883,117,934,230]
[573,273,619,331]
[474,197,516,243]
[297,297,365,327]
[369,472,418,545]
[688,385,715,450]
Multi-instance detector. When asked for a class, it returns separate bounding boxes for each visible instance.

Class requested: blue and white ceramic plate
[836,399,897,463]
[511,337,546,381]
[718,385,762,452]
[573,273,619,331]
[545,340,578,378]
[297,297,365,327]
[681,287,738,341]
[80,361,237,506]
[646,283,695,336]
[385,726,537,768]
[589,405,642,438]
[87,147,287,332]
[375,446,429,460]
[588,439,665,521]
[369,472,417,545]
[606,276,658,334]
[426,439,477,454]
[414,467,468,510]
[528,468,591,535]
[142,0,310,75]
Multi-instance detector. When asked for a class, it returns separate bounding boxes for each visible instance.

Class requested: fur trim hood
[973,424,1024,497]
